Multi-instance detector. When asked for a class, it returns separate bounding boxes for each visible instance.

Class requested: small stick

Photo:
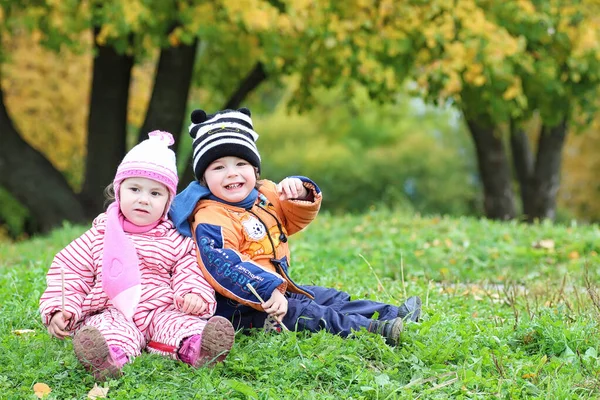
[246,283,289,331]
[60,267,66,316]
[400,251,407,300]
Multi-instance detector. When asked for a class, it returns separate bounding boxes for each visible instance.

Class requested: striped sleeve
[39,227,99,328]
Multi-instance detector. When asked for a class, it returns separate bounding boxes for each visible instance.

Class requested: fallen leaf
[568,251,580,260]
[33,382,51,399]
[522,373,537,379]
[532,239,555,249]
[13,329,36,335]
[88,383,109,399]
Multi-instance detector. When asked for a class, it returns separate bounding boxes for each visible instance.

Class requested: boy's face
[119,177,169,225]
[204,156,257,203]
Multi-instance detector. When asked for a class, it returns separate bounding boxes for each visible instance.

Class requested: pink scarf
[102,203,159,321]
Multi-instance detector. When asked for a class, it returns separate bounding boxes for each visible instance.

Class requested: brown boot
[178,316,235,367]
[73,326,125,381]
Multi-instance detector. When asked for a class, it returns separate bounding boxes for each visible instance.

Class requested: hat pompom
[148,130,175,146]
[191,109,208,124]
[238,107,251,117]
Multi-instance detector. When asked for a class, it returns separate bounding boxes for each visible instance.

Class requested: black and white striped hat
[188,107,261,181]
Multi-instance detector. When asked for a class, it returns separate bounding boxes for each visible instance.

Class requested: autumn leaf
[532,239,555,250]
[33,382,51,399]
[13,329,36,335]
[88,383,109,399]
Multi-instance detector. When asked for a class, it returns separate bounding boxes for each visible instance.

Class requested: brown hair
[104,183,116,209]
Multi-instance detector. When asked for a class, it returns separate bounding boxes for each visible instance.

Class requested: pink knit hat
[113,130,178,218]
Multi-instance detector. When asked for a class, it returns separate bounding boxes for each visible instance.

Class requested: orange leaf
[33,382,51,399]
[568,251,580,260]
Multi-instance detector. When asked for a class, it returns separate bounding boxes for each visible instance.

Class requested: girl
[170,108,421,346]
[39,131,235,381]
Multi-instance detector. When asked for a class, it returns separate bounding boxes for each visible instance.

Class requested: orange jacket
[190,178,321,312]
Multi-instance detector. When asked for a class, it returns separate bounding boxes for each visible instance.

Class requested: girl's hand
[261,289,288,323]
[48,311,73,339]
[277,178,308,201]
[176,293,208,315]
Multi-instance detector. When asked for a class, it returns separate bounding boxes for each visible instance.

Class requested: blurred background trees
[1,0,599,239]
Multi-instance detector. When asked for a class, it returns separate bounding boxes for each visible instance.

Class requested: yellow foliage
[2,31,155,189]
[573,21,599,57]
[502,77,522,100]
[122,0,146,30]
[2,32,90,189]
[168,28,182,47]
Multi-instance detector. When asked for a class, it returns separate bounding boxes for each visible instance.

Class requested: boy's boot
[178,316,235,367]
[73,326,128,381]
[372,317,403,346]
[397,296,422,322]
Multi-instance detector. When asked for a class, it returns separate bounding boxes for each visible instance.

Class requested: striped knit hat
[188,107,261,181]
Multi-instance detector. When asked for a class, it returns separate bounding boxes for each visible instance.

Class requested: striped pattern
[188,109,261,180]
[39,213,217,357]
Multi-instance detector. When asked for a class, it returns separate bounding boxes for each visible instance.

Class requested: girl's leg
[146,311,234,367]
[74,309,144,380]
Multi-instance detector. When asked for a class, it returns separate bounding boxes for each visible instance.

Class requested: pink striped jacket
[39,213,216,331]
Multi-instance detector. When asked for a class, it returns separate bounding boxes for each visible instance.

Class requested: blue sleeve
[194,223,284,307]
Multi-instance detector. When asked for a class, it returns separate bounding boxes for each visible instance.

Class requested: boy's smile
[204,156,257,203]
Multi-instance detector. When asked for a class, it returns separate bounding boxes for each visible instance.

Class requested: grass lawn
[0,210,599,399]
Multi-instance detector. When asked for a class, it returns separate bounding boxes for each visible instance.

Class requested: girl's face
[119,177,169,225]
[204,156,257,203]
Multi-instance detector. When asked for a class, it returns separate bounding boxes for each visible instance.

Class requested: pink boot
[178,316,235,368]
[73,326,128,381]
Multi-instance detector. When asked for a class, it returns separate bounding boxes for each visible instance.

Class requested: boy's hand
[262,289,288,323]
[277,178,308,201]
[48,311,73,339]
[176,293,208,315]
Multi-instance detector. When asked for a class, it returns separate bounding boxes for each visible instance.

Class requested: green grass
[1,211,599,399]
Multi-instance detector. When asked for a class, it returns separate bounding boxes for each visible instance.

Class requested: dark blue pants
[225,285,399,337]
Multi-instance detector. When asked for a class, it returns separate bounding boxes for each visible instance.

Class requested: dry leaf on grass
[88,383,109,399]
[13,329,36,335]
[532,239,555,249]
[33,382,51,399]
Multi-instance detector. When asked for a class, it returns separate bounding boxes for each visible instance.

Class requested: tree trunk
[509,120,535,216]
[527,119,567,221]
[138,40,198,144]
[466,119,516,220]
[509,119,567,222]
[181,62,268,185]
[79,31,133,218]
[0,69,86,233]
